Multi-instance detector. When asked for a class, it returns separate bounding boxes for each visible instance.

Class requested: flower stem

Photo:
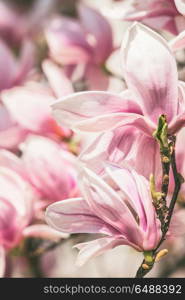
[135,116,184,278]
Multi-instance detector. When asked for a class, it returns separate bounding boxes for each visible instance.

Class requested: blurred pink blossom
[0,59,73,150]
[46,164,162,266]
[0,0,57,46]
[0,166,34,276]
[21,135,79,205]
[0,39,35,92]
[107,0,185,34]
[45,4,113,90]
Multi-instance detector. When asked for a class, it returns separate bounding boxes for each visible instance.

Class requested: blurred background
[0,0,185,278]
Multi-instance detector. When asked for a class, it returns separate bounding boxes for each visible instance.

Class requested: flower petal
[42,59,73,98]
[85,64,109,91]
[45,17,93,65]
[78,4,113,64]
[0,39,16,91]
[80,167,143,245]
[0,150,25,178]
[45,198,116,236]
[79,126,139,174]
[175,0,185,15]
[13,40,35,86]
[51,90,154,134]
[1,85,53,134]
[23,224,69,241]
[74,237,131,267]
[122,23,178,123]
[170,29,185,51]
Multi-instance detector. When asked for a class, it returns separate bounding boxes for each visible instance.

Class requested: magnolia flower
[46,164,162,266]
[0,0,57,46]
[0,105,27,150]
[1,60,73,147]
[0,38,35,149]
[106,0,185,35]
[51,23,185,178]
[21,135,79,204]
[0,39,34,92]
[0,149,70,277]
[0,166,34,276]
[45,4,113,90]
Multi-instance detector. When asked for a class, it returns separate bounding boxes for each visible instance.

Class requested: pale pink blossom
[51,23,185,178]
[0,150,69,277]
[46,164,162,266]
[0,38,35,149]
[0,39,35,92]
[0,166,34,276]
[1,60,73,148]
[0,0,57,46]
[107,0,185,34]
[0,105,27,150]
[21,135,79,204]
[45,4,113,90]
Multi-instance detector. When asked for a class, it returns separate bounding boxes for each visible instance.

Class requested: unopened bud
[163,175,169,185]
[162,156,170,163]
[142,264,150,270]
[155,249,168,262]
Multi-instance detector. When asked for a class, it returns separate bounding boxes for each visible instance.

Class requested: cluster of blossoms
[1,0,185,278]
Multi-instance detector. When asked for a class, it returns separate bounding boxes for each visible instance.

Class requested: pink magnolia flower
[107,0,185,35]
[46,164,162,266]
[0,149,70,277]
[0,38,35,150]
[0,38,35,92]
[0,166,34,276]
[45,4,113,90]
[51,23,185,178]
[0,105,27,150]
[0,0,57,46]
[21,135,79,204]
[0,60,73,149]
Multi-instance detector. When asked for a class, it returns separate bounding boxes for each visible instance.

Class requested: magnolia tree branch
[135,115,184,278]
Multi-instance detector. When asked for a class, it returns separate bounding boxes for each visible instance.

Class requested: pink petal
[12,40,35,86]
[74,113,155,135]
[170,30,185,51]
[131,168,162,249]
[74,237,131,267]
[78,4,113,64]
[0,105,27,150]
[0,167,33,224]
[0,246,5,277]
[85,63,109,91]
[51,90,151,133]
[1,85,54,134]
[105,163,161,250]
[128,133,161,181]
[42,59,73,98]
[175,15,185,32]
[0,150,26,178]
[23,224,69,241]
[22,135,78,202]
[45,17,93,65]
[175,0,185,14]
[80,167,142,244]
[79,126,139,174]
[0,39,16,91]
[45,198,116,236]
[122,23,178,123]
